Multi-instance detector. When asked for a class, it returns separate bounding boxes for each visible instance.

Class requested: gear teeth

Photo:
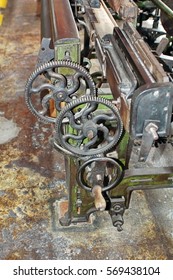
[55,96,123,157]
[25,60,96,123]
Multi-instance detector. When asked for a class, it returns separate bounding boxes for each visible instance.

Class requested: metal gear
[77,157,124,192]
[25,60,96,123]
[54,96,123,157]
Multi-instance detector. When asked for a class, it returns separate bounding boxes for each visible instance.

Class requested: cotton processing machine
[25,0,173,230]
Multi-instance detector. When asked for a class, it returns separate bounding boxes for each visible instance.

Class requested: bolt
[139,157,145,162]
[150,127,158,140]
[145,123,159,140]
[87,130,94,139]
[153,91,159,97]
[96,174,102,182]
[113,204,121,212]
[117,224,123,232]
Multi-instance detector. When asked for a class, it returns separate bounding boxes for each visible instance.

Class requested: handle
[92,185,106,211]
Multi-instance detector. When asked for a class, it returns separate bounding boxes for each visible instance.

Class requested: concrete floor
[0,0,173,260]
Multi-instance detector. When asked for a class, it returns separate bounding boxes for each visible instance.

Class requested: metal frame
[26,0,173,230]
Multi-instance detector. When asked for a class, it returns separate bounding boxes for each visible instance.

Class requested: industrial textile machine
[25,0,173,230]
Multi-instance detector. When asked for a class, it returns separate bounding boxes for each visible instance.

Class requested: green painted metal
[151,0,173,18]
[137,1,156,9]
[110,170,173,208]
[55,39,81,62]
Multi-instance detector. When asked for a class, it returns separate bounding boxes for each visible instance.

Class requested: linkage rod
[49,0,79,43]
[41,0,52,39]
[151,0,173,18]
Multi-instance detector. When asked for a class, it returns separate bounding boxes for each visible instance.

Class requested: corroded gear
[25,60,96,123]
[54,96,123,157]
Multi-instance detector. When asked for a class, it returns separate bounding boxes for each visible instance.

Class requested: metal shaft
[41,0,52,39]
[50,0,79,43]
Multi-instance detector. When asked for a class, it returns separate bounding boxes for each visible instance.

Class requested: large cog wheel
[25,60,96,123]
[54,96,123,157]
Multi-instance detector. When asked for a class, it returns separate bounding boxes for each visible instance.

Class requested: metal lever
[139,121,159,162]
[92,185,106,211]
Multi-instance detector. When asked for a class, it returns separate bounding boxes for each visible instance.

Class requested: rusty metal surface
[1,0,173,260]
[106,0,138,21]
[106,0,128,13]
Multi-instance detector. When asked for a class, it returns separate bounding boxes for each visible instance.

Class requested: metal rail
[41,0,52,40]
[49,0,79,43]
[151,0,173,19]
[40,0,80,63]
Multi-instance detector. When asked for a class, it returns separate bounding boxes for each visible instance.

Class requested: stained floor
[0,0,173,260]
